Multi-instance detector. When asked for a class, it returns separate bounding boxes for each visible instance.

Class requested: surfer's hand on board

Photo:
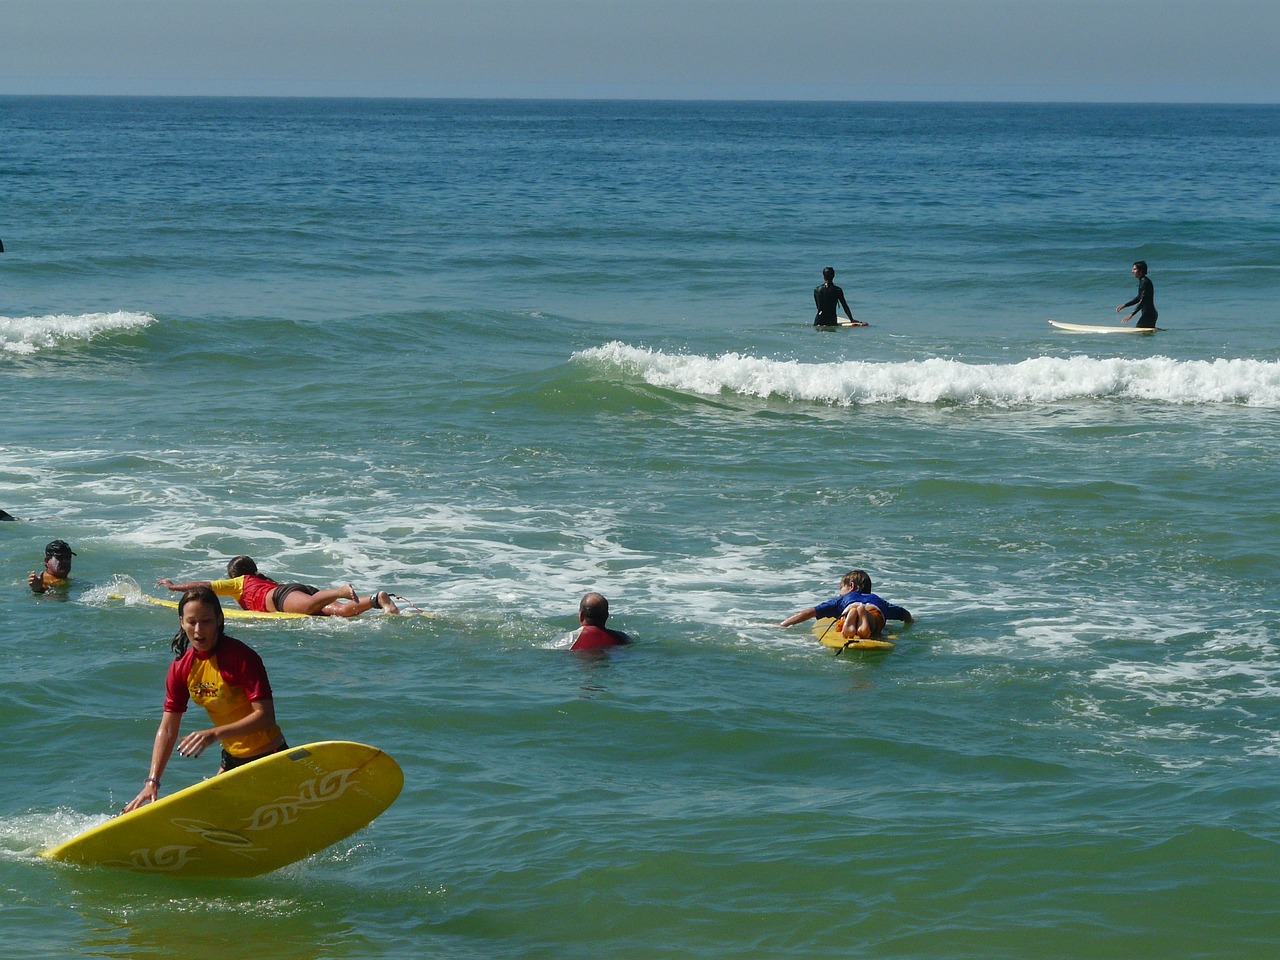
[123,781,159,814]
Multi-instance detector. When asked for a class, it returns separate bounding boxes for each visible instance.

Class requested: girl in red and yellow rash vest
[124,586,287,812]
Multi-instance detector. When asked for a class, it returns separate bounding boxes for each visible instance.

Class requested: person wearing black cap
[29,540,76,593]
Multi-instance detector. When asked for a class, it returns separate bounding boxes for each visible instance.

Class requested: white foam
[0,311,155,354]
[576,343,1280,407]
[0,809,109,860]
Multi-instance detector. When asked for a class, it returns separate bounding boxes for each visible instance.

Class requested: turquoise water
[2,98,1278,959]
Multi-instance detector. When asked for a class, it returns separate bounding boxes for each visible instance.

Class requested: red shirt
[571,624,630,651]
[209,573,278,612]
[164,635,281,757]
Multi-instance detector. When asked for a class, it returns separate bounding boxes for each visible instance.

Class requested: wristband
[145,776,160,787]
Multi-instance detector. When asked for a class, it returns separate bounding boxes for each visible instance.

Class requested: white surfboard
[837,316,868,327]
[1047,318,1160,334]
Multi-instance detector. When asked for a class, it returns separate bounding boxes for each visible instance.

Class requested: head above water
[822,266,835,282]
[579,591,610,626]
[1132,260,1148,277]
[227,555,259,577]
[172,585,225,656]
[841,569,872,593]
[45,539,76,560]
[44,539,76,577]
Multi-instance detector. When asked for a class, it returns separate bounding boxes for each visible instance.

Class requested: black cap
[45,539,76,559]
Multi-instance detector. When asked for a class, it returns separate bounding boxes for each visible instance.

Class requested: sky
[2,0,1278,102]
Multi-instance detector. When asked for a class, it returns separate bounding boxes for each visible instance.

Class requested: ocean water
[1,97,1278,959]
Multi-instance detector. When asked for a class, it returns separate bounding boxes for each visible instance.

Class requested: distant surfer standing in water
[124,587,287,812]
[813,267,865,327]
[1117,260,1158,328]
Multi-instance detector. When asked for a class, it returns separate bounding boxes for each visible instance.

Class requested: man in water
[1117,260,1158,329]
[29,539,76,593]
[569,592,631,650]
[813,266,864,327]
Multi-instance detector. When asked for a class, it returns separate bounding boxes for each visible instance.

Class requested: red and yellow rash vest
[208,573,278,612]
[164,635,282,758]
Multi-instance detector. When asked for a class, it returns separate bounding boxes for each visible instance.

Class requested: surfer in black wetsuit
[1117,260,1158,328]
[813,267,863,326]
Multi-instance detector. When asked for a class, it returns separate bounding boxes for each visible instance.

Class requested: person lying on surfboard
[29,539,76,594]
[157,554,399,616]
[124,586,288,812]
[779,568,913,639]
[569,592,631,650]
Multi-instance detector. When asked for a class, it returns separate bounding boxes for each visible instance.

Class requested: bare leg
[321,589,400,617]
[274,583,359,615]
[840,603,885,639]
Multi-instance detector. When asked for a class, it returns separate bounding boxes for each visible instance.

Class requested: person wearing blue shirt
[780,569,913,638]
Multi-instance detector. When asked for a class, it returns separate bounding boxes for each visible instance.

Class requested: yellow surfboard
[812,618,895,652]
[43,741,403,877]
[109,590,312,619]
[108,583,433,620]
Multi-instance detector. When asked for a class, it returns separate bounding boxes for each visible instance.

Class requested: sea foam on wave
[0,311,155,355]
[577,343,1280,407]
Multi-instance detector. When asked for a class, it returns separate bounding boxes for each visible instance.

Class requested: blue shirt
[813,590,911,623]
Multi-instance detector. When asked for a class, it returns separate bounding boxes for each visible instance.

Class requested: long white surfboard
[1047,318,1160,334]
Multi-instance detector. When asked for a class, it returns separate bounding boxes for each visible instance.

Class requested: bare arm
[175,698,277,761]
[123,710,182,812]
[157,578,212,592]
[780,606,819,628]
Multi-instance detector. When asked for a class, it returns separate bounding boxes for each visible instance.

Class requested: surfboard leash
[388,593,431,616]
[817,616,852,655]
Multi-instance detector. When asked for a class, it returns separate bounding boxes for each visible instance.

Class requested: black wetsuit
[813,282,851,326]
[1123,276,1158,328]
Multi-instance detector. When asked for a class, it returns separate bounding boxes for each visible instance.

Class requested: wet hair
[227,555,258,577]
[579,592,610,626]
[841,569,872,593]
[822,266,835,281]
[171,586,225,658]
[1132,260,1148,275]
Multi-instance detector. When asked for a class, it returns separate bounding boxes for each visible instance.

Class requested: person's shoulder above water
[571,624,631,650]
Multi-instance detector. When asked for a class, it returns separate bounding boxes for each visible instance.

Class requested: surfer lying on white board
[158,554,398,616]
[779,569,912,639]
[124,587,288,812]
[1116,260,1158,328]
[813,266,866,327]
